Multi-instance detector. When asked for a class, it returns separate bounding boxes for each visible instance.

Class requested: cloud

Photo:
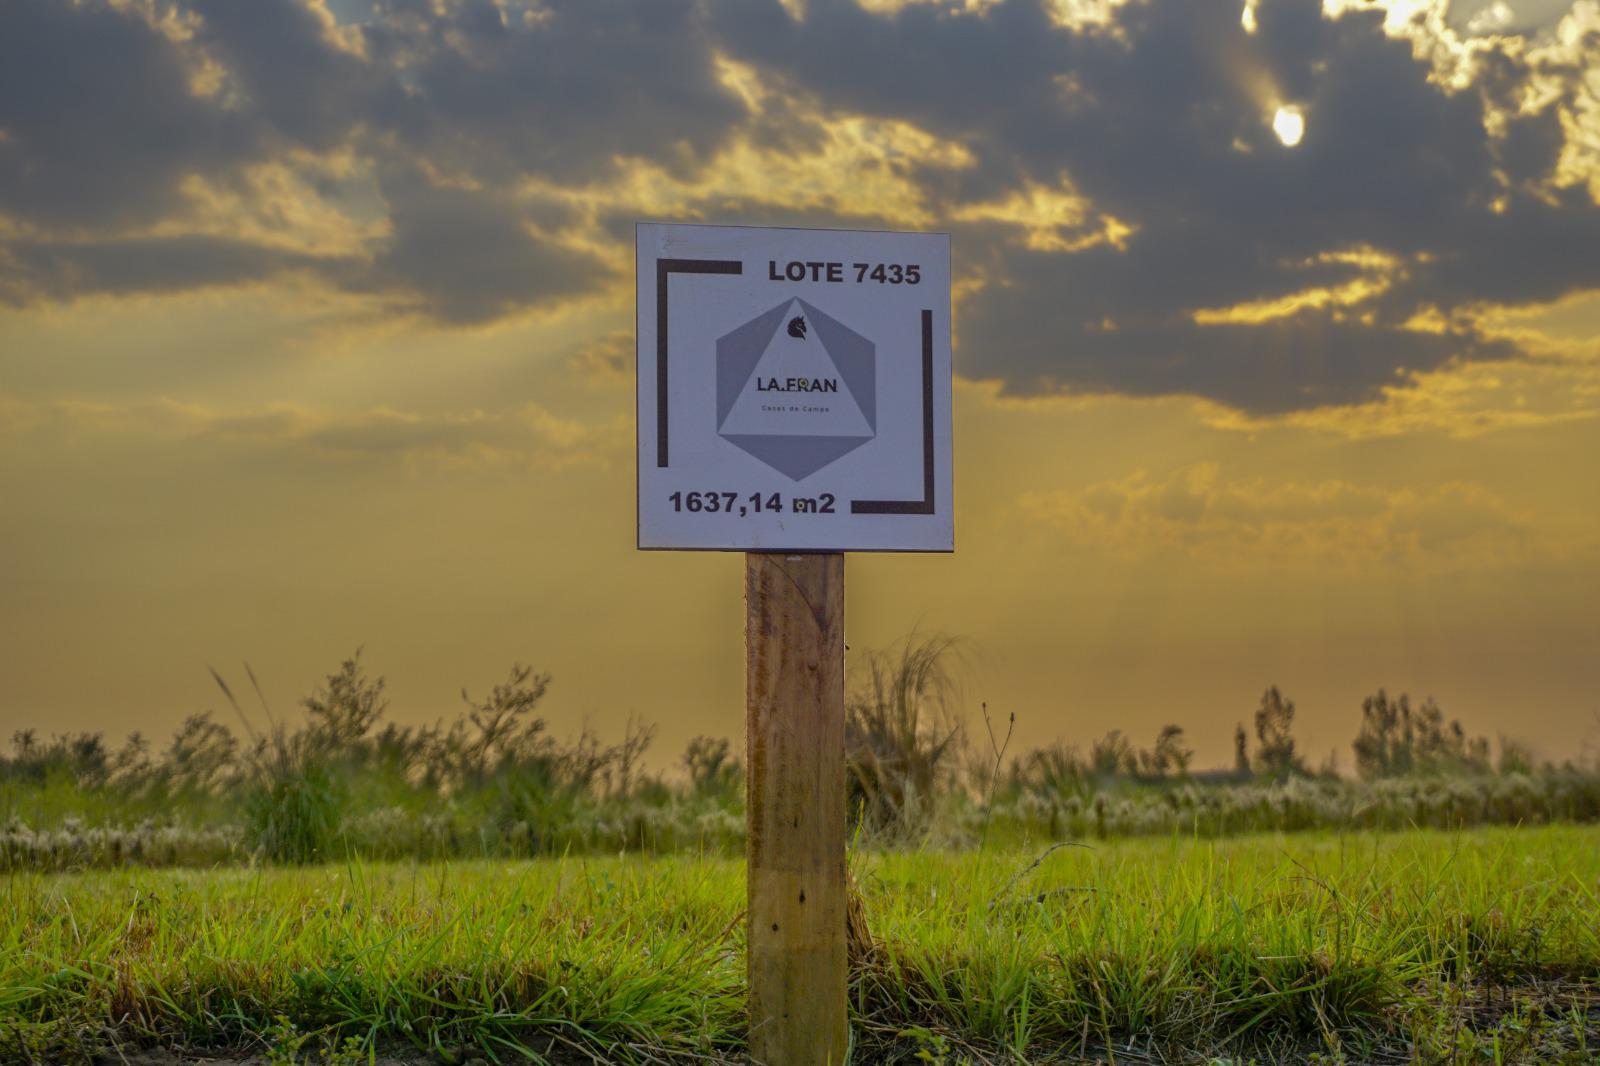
[1467,1,1517,35]
[958,270,1519,412]
[361,0,746,184]
[0,235,354,305]
[0,394,627,472]
[0,0,739,321]
[704,0,1600,411]
[3,0,1600,414]
[361,167,608,324]
[1019,461,1552,571]
[0,0,259,230]
[1196,351,1600,438]
[189,0,376,151]
[568,330,634,386]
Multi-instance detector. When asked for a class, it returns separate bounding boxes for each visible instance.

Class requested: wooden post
[745,552,848,1066]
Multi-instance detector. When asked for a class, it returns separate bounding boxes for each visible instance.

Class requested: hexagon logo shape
[715,298,876,480]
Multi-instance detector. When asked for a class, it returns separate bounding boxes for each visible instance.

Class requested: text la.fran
[755,377,839,393]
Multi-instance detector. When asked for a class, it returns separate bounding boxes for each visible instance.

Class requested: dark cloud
[0,0,735,321]
[0,0,258,229]
[704,0,1600,411]
[0,235,349,305]
[363,0,745,183]
[364,167,607,324]
[193,0,380,150]
[2,0,1598,412]
[965,298,1516,412]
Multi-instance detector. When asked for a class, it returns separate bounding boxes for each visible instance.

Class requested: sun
[1273,106,1305,147]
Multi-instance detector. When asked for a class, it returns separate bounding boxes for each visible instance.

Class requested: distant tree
[1089,730,1136,778]
[164,713,238,794]
[68,733,112,787]
[1412,697,1490,773]
[1233,723,1251,777]
[452,663,553,785]
[1353,690,1490,778]
[3,730,112,788]
[1011,741,1087,801]
[1252,686,1305,779]
[303,650,388,754]
[683,735,741,798]
[112,732,153,787]
[1497,735,1537,775]
[1137,725,1193,779]
[10,729,38,762]
[1353,689,1412,778]
[603,713,657,798]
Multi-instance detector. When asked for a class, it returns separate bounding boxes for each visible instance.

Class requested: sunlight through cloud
[1273,105,1306,146]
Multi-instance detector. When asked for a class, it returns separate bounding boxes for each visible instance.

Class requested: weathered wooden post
[745,552,847,1065]
[636,222,951,1066]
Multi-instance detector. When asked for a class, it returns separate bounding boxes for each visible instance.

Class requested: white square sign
[636,223,953,552]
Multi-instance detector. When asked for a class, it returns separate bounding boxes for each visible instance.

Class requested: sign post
[637,223,952,1066]
[745,551,846,1065]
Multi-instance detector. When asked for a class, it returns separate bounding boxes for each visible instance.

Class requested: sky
[2,0,1598,772]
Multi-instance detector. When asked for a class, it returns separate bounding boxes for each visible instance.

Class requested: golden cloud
[1197,302,1600,440]
[166,156,385,259]
[1320,1,1600,197]
[953,176,1136,252]
[1020,460,1559,572]
[0,394,627,473]
[1191,247,1405,325]
[793,0,1132,25]
[516,54,975,245]
[567,330,633,388]
[1545,4,1600,200]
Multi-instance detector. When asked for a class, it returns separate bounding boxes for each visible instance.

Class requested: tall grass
[845,634,966,836]
[3,827,1596,1063]
[210,665,343,865]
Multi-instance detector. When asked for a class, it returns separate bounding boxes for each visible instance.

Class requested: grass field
[4,826,1598,1064]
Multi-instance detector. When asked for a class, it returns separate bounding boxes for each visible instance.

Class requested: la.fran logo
[714,297,877,480]
[756,376,838,394]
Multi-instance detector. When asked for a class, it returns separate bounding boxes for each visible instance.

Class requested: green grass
[3,826,1598,1063]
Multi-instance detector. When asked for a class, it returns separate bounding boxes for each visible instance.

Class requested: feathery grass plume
[845,632,967,839]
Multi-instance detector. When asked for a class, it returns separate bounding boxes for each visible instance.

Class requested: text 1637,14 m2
[668,491,837,516]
